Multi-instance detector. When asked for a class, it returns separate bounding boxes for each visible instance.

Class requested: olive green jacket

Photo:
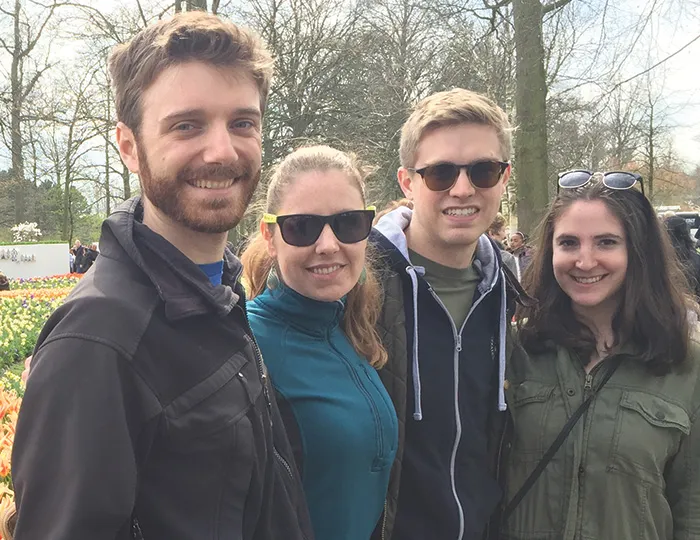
[502,340,700,540]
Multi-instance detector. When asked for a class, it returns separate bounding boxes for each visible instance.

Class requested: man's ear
[260,220,277,259]
[397,167,416,200]
[502,163,512,187]
[116,122,141,174]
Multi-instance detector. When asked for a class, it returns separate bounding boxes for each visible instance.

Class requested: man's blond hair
[109,11,274,135]
[399,88,513,168]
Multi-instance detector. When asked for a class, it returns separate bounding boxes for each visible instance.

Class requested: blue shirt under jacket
[247,283,398,540]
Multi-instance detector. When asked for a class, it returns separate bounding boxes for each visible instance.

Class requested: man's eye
[174,123,195,131]
[233,120,255,129]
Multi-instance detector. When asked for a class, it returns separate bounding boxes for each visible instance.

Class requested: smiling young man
[11,13,311,540]
[371,89,521,540]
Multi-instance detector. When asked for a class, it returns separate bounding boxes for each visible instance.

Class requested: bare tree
[37,66,102,239]
[0,0,61,223]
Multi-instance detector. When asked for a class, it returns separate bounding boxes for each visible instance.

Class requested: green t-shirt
[409,249,482,330]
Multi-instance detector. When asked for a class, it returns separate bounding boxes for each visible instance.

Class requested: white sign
[0,243,70,279]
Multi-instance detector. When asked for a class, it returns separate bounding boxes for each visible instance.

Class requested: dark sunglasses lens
[470,161,504,188]
[558,171,591,189]
[332,211,374,243]
[423,164,459,191]
[604,173,637,190]
[280,215,324,246]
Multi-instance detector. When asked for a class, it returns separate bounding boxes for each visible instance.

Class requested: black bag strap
[502,355,623,521]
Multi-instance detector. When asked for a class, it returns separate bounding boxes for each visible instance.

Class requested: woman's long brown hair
[518,181,692,375]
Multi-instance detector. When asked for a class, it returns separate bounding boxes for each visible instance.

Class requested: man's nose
[202,124,239,164]
[448,167,476,198]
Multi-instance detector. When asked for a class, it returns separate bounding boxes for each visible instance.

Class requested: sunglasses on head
[408,160,509,192]
[557,170,644,195]
[263,207,376,247]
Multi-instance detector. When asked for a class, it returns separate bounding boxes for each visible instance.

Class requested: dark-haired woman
[502,172,700,539]
[665,215,700,298]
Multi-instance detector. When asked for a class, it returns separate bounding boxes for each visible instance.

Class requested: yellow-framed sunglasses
[262,206,376,247]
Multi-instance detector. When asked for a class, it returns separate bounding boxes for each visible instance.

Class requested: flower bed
[0,274,80,537]
[7,274,82,291]
[0,372,23,538]
[0,274,80,369]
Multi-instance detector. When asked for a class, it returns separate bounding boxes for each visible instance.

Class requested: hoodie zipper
[426,286,492,540]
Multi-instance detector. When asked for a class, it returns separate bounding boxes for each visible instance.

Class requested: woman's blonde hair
[241,145,388,368]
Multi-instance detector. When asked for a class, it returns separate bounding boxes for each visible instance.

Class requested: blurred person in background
[664,215,700,298]
[488,213,520,279]
[509,231,532,273]
[0,272,9,291]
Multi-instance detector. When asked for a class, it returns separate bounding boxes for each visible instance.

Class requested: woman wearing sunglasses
[241,146,398,540]
[501,170,700,539]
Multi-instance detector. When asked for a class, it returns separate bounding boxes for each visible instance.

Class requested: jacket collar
[253,281,344,336]
[100,197,244,321]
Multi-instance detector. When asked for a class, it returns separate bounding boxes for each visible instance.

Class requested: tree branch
[542,0,573,15]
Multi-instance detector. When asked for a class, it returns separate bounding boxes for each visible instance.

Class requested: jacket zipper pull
[456,335,462,353]
[584,373,593,391]
[260,371,273,426]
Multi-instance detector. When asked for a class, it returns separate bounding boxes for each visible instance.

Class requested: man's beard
[138,147,260,234]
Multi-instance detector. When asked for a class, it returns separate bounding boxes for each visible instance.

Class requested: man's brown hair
[399,88,513,168]
[109,11,274,135]
[488,212,507,236]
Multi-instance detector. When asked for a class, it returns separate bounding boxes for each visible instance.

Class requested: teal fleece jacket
[247,284,398,540]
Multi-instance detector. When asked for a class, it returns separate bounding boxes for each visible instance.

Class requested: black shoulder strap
[501,262,537,309]
[502,355,623,521]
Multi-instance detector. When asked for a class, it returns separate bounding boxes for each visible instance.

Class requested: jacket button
[566,388,576,396]
[578,466,585,477]
[655,411,666,420]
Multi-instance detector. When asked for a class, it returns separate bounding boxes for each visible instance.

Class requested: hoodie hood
[100,197,242,320]
[372,206,509,413]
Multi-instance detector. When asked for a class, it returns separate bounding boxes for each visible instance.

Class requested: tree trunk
[186,0,208,11]
[175,0,182,12]
[11,0,25,224]
[647,105,654,200]
[122,162,131,200]
[513,0,549,235]
[105,90,111,215]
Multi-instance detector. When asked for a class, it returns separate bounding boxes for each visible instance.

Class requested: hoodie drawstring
[498,272,508,411]
[407,265,425,421]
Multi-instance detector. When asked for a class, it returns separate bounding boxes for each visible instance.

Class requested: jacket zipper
[132,516,144,539]
[427,286,491,540]
[230,268,273,419]
[239,305,273,422]
[273,446,294,480]
[330,340,386,468]
[381,499,388,540]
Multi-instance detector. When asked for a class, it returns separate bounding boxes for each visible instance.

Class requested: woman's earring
[358,267,367,285]
[267,267,280,290]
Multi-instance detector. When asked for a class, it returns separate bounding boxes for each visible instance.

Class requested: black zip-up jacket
[12,197,313,540]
